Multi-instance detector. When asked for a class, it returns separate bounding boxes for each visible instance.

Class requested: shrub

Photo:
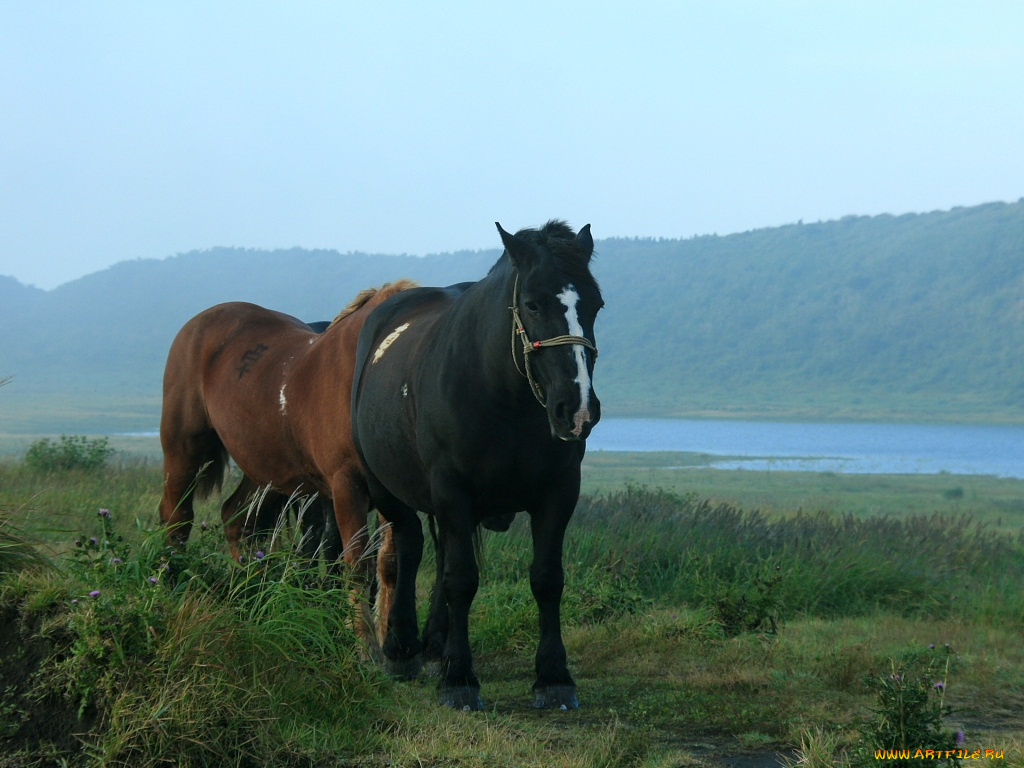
[24,435,114,472]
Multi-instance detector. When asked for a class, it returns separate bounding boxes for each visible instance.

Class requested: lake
[585,418,1024,478]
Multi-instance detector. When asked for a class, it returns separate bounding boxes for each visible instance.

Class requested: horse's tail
[194,441,230,501]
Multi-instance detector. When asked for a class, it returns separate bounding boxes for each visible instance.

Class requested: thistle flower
[111,557,123,565]
[88,590,101,598]
[88,537,98,546]
[148,576,158,584]
[97,508,111,518]
[254,551,266,560]
[933,681,945,692]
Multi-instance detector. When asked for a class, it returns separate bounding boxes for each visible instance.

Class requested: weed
[851,643,963,766]
[695,562,783,637]
[781,726,844,767]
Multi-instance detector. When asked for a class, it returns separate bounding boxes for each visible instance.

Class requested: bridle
[509,275,598,407]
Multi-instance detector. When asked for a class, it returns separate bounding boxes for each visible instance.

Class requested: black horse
[351,220,602,709]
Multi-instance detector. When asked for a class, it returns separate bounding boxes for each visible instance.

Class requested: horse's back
[162,302,318,471]
[353,284,471,386]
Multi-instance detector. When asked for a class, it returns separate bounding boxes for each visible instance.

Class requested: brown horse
[158,280,415,652]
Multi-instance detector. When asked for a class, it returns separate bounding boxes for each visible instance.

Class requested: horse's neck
[438,273,522,395]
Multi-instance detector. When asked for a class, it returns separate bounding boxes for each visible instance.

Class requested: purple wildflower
[956,729,966,746]
[928,643,935,649]
[88,590,101,598]
[111,557,123,565]
[148,576,158,584]
[254,551,266,560]
[933,681,945,692]
[71,599,79,604]
[97,508,111,518]
[89,537,98,546]
[200,521,208,531]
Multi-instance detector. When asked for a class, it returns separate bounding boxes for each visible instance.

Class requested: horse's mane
[329,279,418,328]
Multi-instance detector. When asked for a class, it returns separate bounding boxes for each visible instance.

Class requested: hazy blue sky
[2,2,1022,289]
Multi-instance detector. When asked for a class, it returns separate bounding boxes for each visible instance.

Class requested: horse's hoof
[439,686,484,711]
[384,654,422,680]
[423,658,443,677]
[533,685,579,710]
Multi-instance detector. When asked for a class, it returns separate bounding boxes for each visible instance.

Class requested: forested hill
[2,200,1023,432]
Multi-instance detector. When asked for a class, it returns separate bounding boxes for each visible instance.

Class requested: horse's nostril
[553,400,570,423]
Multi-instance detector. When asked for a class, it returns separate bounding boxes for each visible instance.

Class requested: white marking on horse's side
[279,384,288,415]
[556,285,592,436]
[373,322,410,364]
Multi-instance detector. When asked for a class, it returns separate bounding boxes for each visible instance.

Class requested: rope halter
[509,276,598,407]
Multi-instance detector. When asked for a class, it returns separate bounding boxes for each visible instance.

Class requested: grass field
[582,451,1024,533]
[1,441,1023,767]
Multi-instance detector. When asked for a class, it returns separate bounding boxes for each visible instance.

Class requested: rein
[510,276,598,407]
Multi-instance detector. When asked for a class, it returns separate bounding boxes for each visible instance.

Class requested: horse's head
[498,220,603,442]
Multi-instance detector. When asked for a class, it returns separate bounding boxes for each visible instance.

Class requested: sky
[2,2,1022,290]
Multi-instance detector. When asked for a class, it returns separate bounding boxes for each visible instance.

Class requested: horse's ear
[576,224,594,259]
[496,222,534,268]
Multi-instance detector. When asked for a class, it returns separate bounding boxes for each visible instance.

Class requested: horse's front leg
[528,502,578,709]
[437,511,483,710]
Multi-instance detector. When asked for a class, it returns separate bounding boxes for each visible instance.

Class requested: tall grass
[479,484,1024,633]
[0,511,54,575]
[1,510,390,767]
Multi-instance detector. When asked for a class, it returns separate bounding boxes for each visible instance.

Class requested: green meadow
[1,441,1023,767]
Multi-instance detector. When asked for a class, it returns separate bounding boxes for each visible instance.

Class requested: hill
[2,201,1023,433]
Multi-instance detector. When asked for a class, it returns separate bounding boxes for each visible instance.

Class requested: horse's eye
[524,301,540,313]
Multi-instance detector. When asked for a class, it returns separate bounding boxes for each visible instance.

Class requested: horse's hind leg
[159,430,222,547]
[297,496,341,563]
[368,481,423,679]
[375,513,396,644]
[330,472,380,660]
[220,476,267,561]
[420,516,449,671]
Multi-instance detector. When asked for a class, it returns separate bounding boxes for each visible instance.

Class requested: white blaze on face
[556,285,592,434]
[279,384,288,415]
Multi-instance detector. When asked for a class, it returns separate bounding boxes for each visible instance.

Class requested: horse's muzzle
[550,392,600,442]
